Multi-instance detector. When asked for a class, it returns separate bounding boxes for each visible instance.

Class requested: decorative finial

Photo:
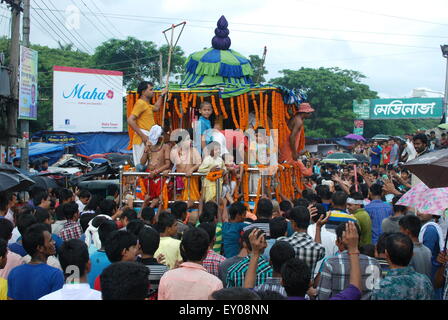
[212,15,231,50]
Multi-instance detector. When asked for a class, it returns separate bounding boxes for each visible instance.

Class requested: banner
[353,97,443,120]
[352,99,370,120]
[353,120,364,135]
[18,46,38,120]
[53,66,123,132]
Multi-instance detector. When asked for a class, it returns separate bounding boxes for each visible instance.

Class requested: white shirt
[403,139,417,162]
[5,208,14,226]
[8,227,20,245]
[39,284,102,300]
[76,199,86,213]
[307,223,338,276]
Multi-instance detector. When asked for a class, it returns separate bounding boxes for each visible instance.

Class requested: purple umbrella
[344,134,366,141]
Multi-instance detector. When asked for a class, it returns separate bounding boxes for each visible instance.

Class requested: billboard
[353,97,444,120]
[19,46,38,120]
[53,66,123,132]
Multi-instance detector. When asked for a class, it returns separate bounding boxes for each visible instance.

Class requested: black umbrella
[404,149,448,188]
[30,175,59,190]
[353,154,370,163]
[0,164,21,173]
[0,171,35,193]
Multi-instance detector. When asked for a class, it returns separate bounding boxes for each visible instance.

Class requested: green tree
[271,67,378,138]
[249,54,268,83]
[92,37,186,90]
[31,43,92,132]
[0,37,92,134]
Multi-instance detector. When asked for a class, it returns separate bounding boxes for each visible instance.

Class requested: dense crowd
[0,123,446,301]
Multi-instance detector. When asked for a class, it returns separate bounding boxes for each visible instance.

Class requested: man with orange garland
[279,103,315,191]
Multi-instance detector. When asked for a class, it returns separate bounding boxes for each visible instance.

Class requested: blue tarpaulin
[14,142,73,165]
[32,131,130,156]
[75,133,129,156]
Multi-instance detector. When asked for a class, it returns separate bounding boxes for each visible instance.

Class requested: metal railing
[119,166,281,206]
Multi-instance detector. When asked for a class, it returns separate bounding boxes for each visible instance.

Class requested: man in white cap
[139,125,172,200]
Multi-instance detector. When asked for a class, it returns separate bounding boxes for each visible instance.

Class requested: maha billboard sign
[53,66,123,132]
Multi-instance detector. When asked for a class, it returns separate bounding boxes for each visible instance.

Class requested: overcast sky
[1,0,447,98]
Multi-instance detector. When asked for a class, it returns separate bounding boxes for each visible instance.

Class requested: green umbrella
[438,123,448,130]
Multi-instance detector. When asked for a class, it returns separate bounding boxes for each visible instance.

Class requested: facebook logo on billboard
[65,119,70,125]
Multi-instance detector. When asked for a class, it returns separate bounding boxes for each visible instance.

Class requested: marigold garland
[206,170,224,181]
[230,97,239,129]
[244,93,250,130]
[219,98,228,119]
[162,181,169,209]
[211,95,219,116]
[192,93,197,108]
[173,98,182,118]
[251,92,259,129]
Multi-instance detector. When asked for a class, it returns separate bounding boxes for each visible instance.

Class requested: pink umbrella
[396,182,448,216]
[344,134,366,141]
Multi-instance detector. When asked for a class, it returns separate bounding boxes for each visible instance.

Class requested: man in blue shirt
[87,220,117,288]
[7,223,64,300]
[365,184,393,244]
[222,202,250,258]
[370,141,381,166]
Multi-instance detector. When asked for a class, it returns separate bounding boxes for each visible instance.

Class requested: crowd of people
[0,127,446,300]
[0,81,446,301]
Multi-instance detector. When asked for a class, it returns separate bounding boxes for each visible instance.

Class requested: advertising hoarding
[53,66,123,132]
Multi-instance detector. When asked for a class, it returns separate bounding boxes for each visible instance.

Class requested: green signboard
[353,97,443,120]
[353,99,370,119]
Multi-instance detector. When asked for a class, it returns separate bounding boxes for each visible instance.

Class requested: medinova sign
[353,97,444,120]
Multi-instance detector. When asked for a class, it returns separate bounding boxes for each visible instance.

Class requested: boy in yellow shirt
[0,239,8,300]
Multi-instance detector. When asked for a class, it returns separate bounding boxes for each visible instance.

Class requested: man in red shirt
[381,141,391,166]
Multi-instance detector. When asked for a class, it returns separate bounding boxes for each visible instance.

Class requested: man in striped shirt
[277,206,325,273]
[136,226,168,294]
[226,228,273,288]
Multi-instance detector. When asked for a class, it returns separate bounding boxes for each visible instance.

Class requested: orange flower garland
[192,93,197,108]
[173,98,182,118]
[211,95,219,116]
[219,98,228,119]
[230,97,239,129]
[251,92,259,129]
[206,170,224,181]
[162,181,169,210]
[244,93,250,130]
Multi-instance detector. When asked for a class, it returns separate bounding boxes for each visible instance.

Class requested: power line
[69,0,141,80]
[37,0,123,90]
[59,12,440,50]
[37,52,161,75]
[31,6,122,91]
[32,8,448,40]
[265,49,437,66]
[186,24,439,50]
[89,0,125,39]
[295,0,448,28]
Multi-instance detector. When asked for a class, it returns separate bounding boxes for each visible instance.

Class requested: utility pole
[20,0,30,170]
[6,0,22,150]
[442,45,448,124]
